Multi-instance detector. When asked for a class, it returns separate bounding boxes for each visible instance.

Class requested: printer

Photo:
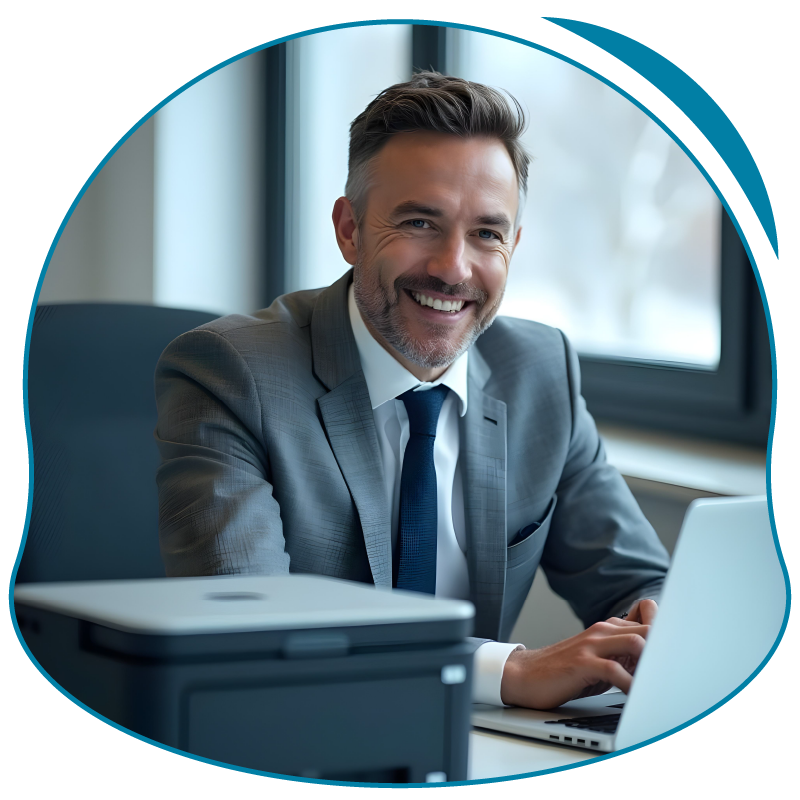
[14,574,475,783]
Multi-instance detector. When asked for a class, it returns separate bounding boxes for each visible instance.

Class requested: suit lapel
[460,347,507,640]
[311,271,392,587]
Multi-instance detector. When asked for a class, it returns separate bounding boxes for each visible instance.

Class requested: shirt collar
[348,283,469,416]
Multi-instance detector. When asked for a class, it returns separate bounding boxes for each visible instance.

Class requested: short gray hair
[345,71,530,230]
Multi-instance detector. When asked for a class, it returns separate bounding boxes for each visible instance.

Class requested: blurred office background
[35,24,770,646]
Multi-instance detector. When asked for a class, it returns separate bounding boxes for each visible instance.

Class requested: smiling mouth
[410,291,466,313]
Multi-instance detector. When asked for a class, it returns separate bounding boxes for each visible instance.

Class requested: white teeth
[411,293,465,313]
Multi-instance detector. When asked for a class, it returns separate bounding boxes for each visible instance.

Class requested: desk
[469,728,598,780]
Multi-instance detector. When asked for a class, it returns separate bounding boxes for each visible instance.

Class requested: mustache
[393,275,488,304]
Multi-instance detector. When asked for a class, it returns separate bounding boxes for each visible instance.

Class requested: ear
[332,196,360,265]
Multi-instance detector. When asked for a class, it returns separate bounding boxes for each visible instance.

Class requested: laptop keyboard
[544,713,622,734]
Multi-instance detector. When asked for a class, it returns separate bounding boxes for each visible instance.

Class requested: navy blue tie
[395,385,449,594]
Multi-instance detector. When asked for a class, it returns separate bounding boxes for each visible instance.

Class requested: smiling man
[340,132,516,378]
[155,72,670,710]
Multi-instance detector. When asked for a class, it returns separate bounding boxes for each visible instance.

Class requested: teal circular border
[8,17,790,789]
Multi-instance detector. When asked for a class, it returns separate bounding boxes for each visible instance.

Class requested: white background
[2,2,796,797]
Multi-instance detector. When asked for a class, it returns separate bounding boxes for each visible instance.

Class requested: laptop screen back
[615,496,785,750]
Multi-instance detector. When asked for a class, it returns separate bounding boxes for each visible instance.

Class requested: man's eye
[478,229,499,240]
[408,219,429,228]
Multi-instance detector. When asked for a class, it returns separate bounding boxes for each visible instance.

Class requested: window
[284,25,413,293]
[449,30,722,368]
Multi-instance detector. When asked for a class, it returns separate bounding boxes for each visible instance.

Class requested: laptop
[471,496,785,752]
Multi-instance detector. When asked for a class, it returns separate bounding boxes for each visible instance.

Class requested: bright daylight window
[448,31,722,368]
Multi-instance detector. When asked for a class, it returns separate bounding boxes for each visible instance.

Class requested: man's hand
[499,617,650,710]
[625,598,658,625]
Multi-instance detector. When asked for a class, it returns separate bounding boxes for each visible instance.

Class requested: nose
[426,233,472,287]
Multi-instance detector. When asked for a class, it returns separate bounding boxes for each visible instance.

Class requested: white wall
[38,53,265,317]
[38,117,155,304]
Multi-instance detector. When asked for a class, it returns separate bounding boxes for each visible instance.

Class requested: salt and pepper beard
[352,251,504,371]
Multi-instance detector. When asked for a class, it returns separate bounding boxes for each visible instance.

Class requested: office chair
[16,303,219,583]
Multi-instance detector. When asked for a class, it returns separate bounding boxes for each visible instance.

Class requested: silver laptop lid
[615,496,785,750]
[14,574,475,635]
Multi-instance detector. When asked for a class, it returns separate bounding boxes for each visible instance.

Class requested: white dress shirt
[348,285,522,705]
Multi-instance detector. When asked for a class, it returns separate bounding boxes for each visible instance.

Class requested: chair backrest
[17,303,219,583]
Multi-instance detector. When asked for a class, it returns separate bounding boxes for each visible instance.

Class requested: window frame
[262,43,288,306]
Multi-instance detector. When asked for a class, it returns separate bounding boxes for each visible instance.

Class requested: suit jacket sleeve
[155,328,291,577]
[540,332,671,626]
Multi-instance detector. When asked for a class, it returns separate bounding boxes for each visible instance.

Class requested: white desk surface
[469,728,599,780]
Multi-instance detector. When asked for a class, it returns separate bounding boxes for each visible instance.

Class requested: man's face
[340,132,522,378]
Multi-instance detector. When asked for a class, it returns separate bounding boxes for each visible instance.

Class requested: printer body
[15,574,475,783]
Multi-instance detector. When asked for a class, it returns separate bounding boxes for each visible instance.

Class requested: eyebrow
[391,201,444,218]
[391,202,512,232]
[475,213,512,231]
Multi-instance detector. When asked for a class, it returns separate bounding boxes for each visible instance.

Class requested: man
[155,72,669,711]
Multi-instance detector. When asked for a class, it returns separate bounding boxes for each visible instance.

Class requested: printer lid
[14,574,475,636]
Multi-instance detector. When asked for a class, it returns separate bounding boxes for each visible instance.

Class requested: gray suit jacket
[155,270,669,641]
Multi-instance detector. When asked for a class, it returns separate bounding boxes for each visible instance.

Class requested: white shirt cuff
[472,641,526,705]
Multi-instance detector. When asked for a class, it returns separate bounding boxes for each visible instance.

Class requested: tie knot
[399,385,449,437]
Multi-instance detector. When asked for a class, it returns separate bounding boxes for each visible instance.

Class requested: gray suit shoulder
[168,286,326,349]
[476,315,569,385]
[156,286,334,409]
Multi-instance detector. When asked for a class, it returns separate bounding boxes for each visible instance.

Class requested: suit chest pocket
[507,494,557,571]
